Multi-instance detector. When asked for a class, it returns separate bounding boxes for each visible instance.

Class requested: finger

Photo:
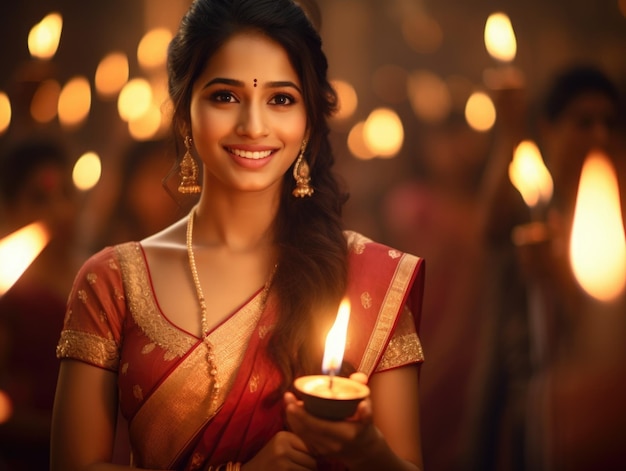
[349,372,368,385]
[284,391,302,405]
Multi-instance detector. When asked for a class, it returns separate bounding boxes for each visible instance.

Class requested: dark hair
[542,65,621,122]
[0,138,69,204]
[167,0,349,396]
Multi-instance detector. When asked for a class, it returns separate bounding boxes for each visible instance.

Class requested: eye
[210,90,239,103]
[269,93,296,106]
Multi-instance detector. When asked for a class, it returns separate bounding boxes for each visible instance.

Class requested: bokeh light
[363,107,404,158]
[95,52,129,98]
[137,28,172,71]
[407,70,451,124]
[58,76,91,128]
[118,78,153,122]
[72,152,102,191]
[484,12,517,62]
[30,79,61,123]
[465,91,496,132]
[28,12,63,59]
[0,92,11,134]
[347,121,376,160]
[331,79,358,120]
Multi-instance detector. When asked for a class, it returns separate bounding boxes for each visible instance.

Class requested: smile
[227,148,274,160]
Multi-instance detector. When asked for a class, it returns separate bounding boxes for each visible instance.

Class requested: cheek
[190,107,229,152]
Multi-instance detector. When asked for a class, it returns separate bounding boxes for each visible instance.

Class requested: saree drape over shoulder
[57,230,425,470]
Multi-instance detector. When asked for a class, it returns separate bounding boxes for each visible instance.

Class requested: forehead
[198,31,300,85]
[562,92,617,119]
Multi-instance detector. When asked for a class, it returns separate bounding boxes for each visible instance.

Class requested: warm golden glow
[117,78,153,122]
[484,12,517,62]
[407,70,451,124]
[509,140,553,208]
[137,28,172,71]
[95,52,129,98]
[0,390,12,424]
[0,222,50,296]
[401,12,443,54]
[363,108,404,158]
[58,76,91,127]
[0,92,11,134]
[322,299,351,374]
[347,122,376,160]
[30,79,61,123]
[72,152,102,191]
[372,65,409,104]
[128,104,164,140]
[465,91,496,132]
[570,151,626,302]
[28,12,63,59]
[331,79,358,120]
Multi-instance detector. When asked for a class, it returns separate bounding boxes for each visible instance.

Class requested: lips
[227,147,274,160]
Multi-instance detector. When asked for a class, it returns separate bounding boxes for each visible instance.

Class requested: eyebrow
[203,77,302,94]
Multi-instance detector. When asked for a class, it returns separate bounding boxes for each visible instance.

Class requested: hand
[241,430,317,471]
[285,373,380,467]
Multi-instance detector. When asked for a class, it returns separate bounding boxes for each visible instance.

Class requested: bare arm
[50,360,169,471]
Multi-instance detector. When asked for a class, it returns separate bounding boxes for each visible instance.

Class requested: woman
[51,1,425,469]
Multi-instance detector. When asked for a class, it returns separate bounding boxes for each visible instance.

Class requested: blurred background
[0,0,625,470]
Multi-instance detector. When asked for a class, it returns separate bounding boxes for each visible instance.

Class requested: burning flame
[509,140,554,208]
[570,151,626,302]
[0,390,12,424]
[484,12,517,62]
[322,298,351,374]
[0,221,50,296]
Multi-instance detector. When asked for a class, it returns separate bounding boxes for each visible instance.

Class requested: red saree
[57,230,424,470]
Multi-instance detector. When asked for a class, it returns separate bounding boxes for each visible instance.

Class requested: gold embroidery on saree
[56,330,119,370]
[359,252,420,375]
[376,334,424,371]
[116,243,196,359]
[127,263,267,468]
[361,291,372,309]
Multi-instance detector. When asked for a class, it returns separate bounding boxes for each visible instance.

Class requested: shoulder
[344,230,422,266]
[80,242,141,273]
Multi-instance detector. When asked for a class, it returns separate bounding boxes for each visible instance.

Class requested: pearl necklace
[186,206,220,401]
[185,206,277,396]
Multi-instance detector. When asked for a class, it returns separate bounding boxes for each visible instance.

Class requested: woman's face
[190,31,307,197]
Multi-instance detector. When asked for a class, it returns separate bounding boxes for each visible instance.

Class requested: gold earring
[292,141,314,197]
[178,135,201,194]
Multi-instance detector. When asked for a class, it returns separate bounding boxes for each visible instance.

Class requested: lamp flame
[484,12,517,62]
[0,221,50,296]
[322,298,351,375]
[569,151,626,302]
[509,140,553,208]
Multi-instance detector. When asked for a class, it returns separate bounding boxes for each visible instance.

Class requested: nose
[236,102,269,139]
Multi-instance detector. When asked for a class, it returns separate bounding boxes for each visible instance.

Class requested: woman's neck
[193,189,280,252]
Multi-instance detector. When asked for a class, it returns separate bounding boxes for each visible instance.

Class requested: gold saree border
[126,289,267,468]
[358,253,420,375]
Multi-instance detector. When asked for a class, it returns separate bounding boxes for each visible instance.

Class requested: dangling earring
[292,140,314,197]
[178,135,201,194]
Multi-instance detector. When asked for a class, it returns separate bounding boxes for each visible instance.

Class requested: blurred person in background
[528,64,626,471]
[470,64,626,471]
[94,139,184,250]
[0,136,84,470]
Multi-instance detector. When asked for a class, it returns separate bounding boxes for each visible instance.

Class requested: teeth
[229,148,272,159]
